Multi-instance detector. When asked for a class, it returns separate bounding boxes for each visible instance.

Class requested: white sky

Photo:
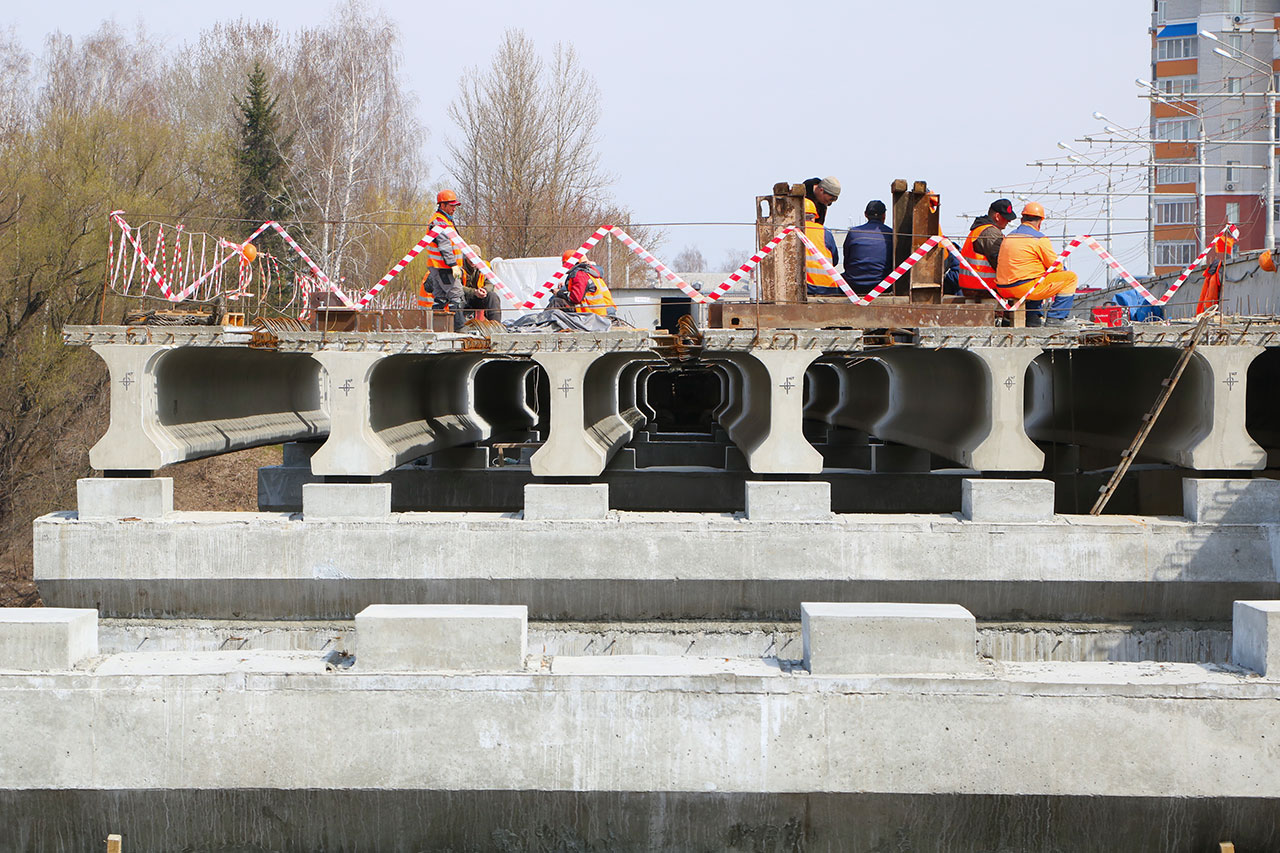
[11,1,1156,281]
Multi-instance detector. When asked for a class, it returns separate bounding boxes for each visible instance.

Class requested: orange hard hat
[1020,201,1046,219]
[1260,250,1276,273]
[436,189,459,205]
[561,250,577,264]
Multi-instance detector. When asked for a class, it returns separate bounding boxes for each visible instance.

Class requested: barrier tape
[1152,223,1239,306]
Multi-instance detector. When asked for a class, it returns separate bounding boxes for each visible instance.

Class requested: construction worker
[422,189,466,330]
[552,250,616,316]
[803,198,842,296]
[995,202,1078,327]
[958,198,1018,299]
[841,199,893,295]
[459,243,500,322]
[803,176,841,225]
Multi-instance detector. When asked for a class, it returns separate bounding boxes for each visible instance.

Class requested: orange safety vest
[804,218,837,289]
[566,263,616,316]
[958,224,999,295]
[424,209,457,269]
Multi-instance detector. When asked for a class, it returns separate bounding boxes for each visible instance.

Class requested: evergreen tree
[235,63,288,228]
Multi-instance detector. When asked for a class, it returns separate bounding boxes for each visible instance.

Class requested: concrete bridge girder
[311,352,491,477]
[530,351,650,478]
[711,350,824,474]
[89,344,328,473]
[1025,345,1266,470]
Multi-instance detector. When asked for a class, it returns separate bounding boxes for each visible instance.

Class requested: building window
[1227,34,1243,57]
[1227,77,1243,94]
[1156,242,1197,266]
[1158,75,1197,95]
[1228,0,1244,15]
[1226,160,1240,182]
[1226,202,1241,224]
[1156,164,1197,184]
[1155,117,1195,140]
[1157,37,1198,60]
[1226,118,1242,139]
[1156,199,1196,225]
[1155,0,1167,25]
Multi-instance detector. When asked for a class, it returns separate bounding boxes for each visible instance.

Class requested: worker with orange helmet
[994,201,1079,326]
[552,249,616,316]
[419,189,470,330]
[802,198,842,295]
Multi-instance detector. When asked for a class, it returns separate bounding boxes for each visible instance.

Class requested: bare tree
[280,0,425,284]
[671,245,706,273]
[446,29,629,260]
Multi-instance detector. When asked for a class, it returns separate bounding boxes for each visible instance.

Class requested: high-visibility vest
[424,209,457,269]
[417,273,433,308]
[958,224,999,294]
[804,218,837,289]
[567,263,616,316]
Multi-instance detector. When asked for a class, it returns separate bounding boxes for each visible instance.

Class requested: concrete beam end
[801,602,977,675]
[302,483,392,519]
[0,607,98,670]
[1183,478,1280,524]
[523,484,609,521]
[961,478,1055,522]
[76,477,172,520]
[744,481,831,521]
[355,604,528,671]
[1232,600,1280,676]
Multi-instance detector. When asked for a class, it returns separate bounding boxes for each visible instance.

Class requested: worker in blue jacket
[842,200,894,294]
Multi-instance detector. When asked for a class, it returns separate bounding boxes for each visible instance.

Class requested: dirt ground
[0,445,280,607]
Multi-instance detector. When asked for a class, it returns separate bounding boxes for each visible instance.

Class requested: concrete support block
[1183,478,1280,523]
[961,478,1056,522]
[355,604,527,671]
[1232,600,1280,676]
[0,607,98,670]
[77,477,172,520]
[744,481,831,521]
[802,602,977,675]
[524,484,609,521]
[302,483,391,519]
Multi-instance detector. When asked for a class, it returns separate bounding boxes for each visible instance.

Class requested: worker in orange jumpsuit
[552,250,616,316]
[1196,231,1235,314]
[419,190,466,330]
[995,202,1078,326]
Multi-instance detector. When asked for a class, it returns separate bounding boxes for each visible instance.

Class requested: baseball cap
[865,199,887,217]
[989,198,1018,220]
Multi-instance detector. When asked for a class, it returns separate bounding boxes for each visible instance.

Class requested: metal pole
[1106,173,1113,287]
[1198,117,1207,249]
[1269,82,1276,249]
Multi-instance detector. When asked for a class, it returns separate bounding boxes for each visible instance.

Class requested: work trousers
[427,267,464,331]
[998,270,1079,321]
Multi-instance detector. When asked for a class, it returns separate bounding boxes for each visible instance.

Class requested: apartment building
[1152,0,1280,273]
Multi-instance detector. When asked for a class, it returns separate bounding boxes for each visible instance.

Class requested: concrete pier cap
[355,604,528,672]
[1232,600,1280,676]
[801,602,978,675]
[0,607,98,671]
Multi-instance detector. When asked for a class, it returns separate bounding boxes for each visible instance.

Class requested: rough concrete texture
[961,478,1055,522]
[523,483,609,521]
[34,510,1280,621]
[743,481,831,521]
[1183,478,1280,523]
[1232,600,1280,676]
[0,608,97,671]
[0,657,1276,799]
[355,604,527,671]
[301,482,391,519]
[76,476,173,520]
[802,602,977,674]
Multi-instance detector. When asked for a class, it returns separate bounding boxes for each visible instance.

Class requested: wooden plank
[708,300,996,330]
[106,834,122,853]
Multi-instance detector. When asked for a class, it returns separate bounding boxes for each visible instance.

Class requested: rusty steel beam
[756,183,805,305]
[708,301,996,330]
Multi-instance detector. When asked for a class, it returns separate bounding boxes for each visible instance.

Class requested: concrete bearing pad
[355,604,528,671]
[524,484,608,521]
[802,602,977,674]
[1232,600,1280,676]
[744,481,831,521]
[0,607,98,670]
[961,478,1055,522]
[1183,478,1280,524]
[77,477,172,520]
[302,483,391,519]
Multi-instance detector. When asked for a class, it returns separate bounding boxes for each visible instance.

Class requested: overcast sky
[10,1,1155,280]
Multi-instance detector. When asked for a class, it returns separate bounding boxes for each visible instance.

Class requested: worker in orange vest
[803,198,842,295]
[958,198,1018,299]
[995,202,1078,326]
[418,190,466,330]
[552,250,616,316]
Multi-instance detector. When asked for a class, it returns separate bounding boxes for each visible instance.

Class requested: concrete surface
[743,481,831,521]
[961,478,1056,522]
[355,604,528,671]
[802,602,977,674]
[0,608,97,671]
[76,477,172,520]
[301,482,392,519]
[1232,600,1280,676]
[523,483,609,521]
[1183,478,1280,523]
[33,510,1280,621]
